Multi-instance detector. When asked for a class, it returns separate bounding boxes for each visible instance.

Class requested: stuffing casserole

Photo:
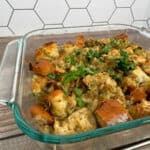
[29,33,150,135]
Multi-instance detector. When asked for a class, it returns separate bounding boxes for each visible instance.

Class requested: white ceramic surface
[0,0,150,36]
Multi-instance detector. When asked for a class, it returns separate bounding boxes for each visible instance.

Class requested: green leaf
[100,45,112,54]
[73,87,83,97]
[120,49,128,59]
[86,49,100,62]
[115,50,136,72]
[110,39,127,49]
[47,73,56,80]
[75,49,81,55]
[76,97,85,107]
[64,55,76,65]
[108,70,123,81]
[133,46,142,51]
[62,66,99,84]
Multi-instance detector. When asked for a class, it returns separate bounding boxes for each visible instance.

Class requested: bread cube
[95,100,132,127]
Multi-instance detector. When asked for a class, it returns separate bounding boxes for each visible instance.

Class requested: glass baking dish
[0,24,150,149]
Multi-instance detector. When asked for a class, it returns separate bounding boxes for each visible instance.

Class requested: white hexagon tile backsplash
[0,0,150,36]
[9,10,43,35]
[35,0,69,24]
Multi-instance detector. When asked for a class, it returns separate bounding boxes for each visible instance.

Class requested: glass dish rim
[10,102,150,144]
[8,24,150,144]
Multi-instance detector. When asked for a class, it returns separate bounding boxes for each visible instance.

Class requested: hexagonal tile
[115,0,135,7]
[7,0,37,9]
[132,21,148,28]
[0,0,12,26]
[63,9,92,27]
[35,0,69,24]
[66,0,90,8]
[9,10,43,35]
[0,27,13,36]
[132,0,150,20]
[109,8,133,24]
[88,0,115,22]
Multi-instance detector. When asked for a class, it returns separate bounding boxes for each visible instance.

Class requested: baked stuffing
[29,33,150,135]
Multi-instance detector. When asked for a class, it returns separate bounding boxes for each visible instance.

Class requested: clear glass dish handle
[0,39,23,106]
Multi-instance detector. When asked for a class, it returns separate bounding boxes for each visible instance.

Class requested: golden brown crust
[30,104,53,125]
[142,60,150,75]
[47,89,64,102]
[125,47,134,54]
[130,87,147,103]
[32,75,47,95]
[76,35,85,48]
[35,42,59,61]
[95,100,132,127]
[115,33,128,40]
[47,90,68,118]
[62,41,76,55]
[31,59,55,76]
[128,100,150,119]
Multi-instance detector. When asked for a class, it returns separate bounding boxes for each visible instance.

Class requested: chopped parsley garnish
[64,55,76,65]
[76,97,85,107]
[100,45,112,54]
[75,49,81,55]
[86,49,104,62]
[115,50,136,72]
[62,66,99,84]
[108,70,123,81]
[48,73,62,80]
[73,87,85,107]
[47,73,56,80]
[133,46,142,51]
[86,49,100,61]
[111,39,123,48]
[110,39,129,49]
[73,87,83,97]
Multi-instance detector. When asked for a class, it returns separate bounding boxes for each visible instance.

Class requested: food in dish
[29,33,150,135]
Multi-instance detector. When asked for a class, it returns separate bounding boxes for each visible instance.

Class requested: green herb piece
[85,39,100,47]
[64,55,76,65]
[115,50,136,72]
[75,49,81,55]
[73,87,83,97]
[110,39,128,49]
[108,70,123,81]
[76,97,85,107]
[100,45,112,54]
[86,49,100,62]
[62,66,99,84]
[86,49,104,62]
[98,43,105,49]
[133,46,142,51]
[120,49,128,58]
[48,73,56,80]
[111,39,123,48]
